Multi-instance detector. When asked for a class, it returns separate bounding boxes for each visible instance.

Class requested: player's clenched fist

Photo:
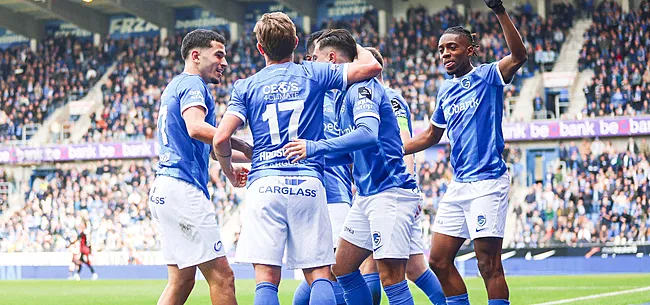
[484,0,506,13]
[225,166,249,187]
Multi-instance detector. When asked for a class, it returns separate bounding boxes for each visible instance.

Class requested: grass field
[1,274,650,305]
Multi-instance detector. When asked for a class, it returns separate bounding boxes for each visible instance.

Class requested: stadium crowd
[81,4,574,142]
[0,159,243,253]
[0,36,116,143]
[510,138,650,248]
[580,0,650,117]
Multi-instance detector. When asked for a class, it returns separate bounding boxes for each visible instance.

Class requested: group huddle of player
[149,0,527,303]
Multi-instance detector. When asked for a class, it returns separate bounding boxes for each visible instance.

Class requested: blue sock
[488,300,510,305]
[413,270,446,305]
[336,270,373,305]
[310,279,336,305]
[293,280,311,305]
[446,293,470,305]
[363,272,382,305]
[384,280,414,305]
[255,282,280,305]
[332,281,346,305]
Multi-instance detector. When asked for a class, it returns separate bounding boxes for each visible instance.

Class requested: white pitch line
[532,286,650,305]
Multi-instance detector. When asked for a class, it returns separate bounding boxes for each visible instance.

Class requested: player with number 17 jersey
[225,60,348,269]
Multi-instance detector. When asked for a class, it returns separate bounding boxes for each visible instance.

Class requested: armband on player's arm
[306,116,379,157]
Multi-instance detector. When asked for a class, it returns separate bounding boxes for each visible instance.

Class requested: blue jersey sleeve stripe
[494,62,510,85]
[181,101,208,114]
[342,63,349,89]
[354,112,380,122]
[430,118,447,129]
[225,110,246,124]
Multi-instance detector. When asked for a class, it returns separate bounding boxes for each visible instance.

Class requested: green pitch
[1,274,650,305]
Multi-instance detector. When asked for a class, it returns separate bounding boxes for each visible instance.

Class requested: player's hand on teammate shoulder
[283,138,309,163]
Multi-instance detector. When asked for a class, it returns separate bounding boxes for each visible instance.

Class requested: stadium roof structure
[0,0,392,40]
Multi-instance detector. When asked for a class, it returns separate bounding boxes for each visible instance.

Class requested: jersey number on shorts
[159,105,169,145]
[262,100,304,145]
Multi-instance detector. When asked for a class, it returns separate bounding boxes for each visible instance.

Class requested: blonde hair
[253,12,297,61]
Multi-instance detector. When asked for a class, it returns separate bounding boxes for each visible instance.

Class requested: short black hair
[306,30,326,55]
[181,29,226,60]
[365,47,383,67]
[316,29,357,61]
[443,26,479,56]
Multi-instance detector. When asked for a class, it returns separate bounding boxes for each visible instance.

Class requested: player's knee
[477,257,503,279]
[331,263,347,277]
[428,254,450,274]
[212,268,236,291]
[376,260,406,287]
[171,277,195,292]
[405,263,423,282]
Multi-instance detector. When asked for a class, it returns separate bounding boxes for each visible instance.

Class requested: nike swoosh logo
[476,227,487,232]
[373,245,382,252]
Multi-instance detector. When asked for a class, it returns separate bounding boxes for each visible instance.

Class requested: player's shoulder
[176,73,206,89]
[473,62,499,79]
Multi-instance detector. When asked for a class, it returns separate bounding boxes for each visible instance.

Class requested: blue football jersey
[323,90,352,205]
[156,73,215,198]
[431,62,508,182]
[385,86,416,178]
[337,78,417,196]
[227,61,348,185]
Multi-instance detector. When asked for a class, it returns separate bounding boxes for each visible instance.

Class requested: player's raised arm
[345,45,382,85]
[487,0,528,84]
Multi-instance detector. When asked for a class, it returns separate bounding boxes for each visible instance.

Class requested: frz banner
[109,15,160,39]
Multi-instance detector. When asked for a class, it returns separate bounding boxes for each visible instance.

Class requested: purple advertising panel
[414,116,650,143]
[2,117,650,164]
[0,141,159,164]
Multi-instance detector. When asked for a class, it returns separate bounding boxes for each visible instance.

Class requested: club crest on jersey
[372,231,382,250]
[461,78,471,89]
[214,241,223,252]
[358,87,372,100]
[477,214,487,227]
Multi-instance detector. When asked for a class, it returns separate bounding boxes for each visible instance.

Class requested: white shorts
[340,187,422,260]
[328,203,351,249]
[432,173,510,240]
[149,175,225,269]
[235,176,334,270]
